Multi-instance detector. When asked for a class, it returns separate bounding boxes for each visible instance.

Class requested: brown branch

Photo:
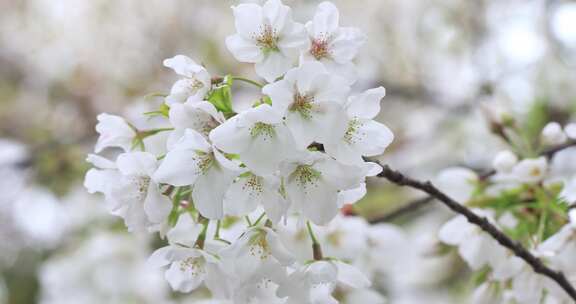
[368,196,434,223]
[376,163,576,300]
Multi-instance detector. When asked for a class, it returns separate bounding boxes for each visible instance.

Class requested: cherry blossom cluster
[435,117,576,303]
[84,1,394,302]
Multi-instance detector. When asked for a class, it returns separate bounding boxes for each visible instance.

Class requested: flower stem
[194,214,210,249]
[232,76,264,88]
[306,221,323,260]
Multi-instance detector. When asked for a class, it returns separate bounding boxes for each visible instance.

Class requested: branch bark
[376,163,576,300]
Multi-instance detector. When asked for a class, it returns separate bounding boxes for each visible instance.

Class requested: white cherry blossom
[225,0,309,82]
[84,152,171,232]
[323,87,393,165]
[280,151,370,225]
[263,61,350,149]
[153,129,240,219]
[163,55,211,105]
[167,100,224,148]
[210,104,296,175]
[277,260,370,304]
[223,173,288,224]
[94,113,136,153]
[512,157,548,184]
[301,1,367,84]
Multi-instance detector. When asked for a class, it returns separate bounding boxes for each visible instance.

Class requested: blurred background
[1,0,575,303]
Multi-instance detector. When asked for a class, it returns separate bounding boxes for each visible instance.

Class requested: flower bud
[541,122,566,145]
[564,123,576,140]
[493,150,518,173]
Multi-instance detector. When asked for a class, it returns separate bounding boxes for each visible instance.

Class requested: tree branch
[368,196,434,223]
[375,163,576,300]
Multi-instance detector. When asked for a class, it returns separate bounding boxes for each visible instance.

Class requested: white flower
[493,150,518,173]
[277,260,370,304]
[280,151,370,225]
[223,173,288,224]
[542,122,567,145]
[512,157,548,184]
[153,129,240,219]
[435,167,478,203]
[210,104,296,175]
[220,227,294,279]
[319,215,369,260]
[225,0,309,82]
[511,265,556,303]
[439,210,504,270]
[323,87,393,165]
[301,1,367,84]
[263,61,350,149]
[167,100,224,148]
[148,245,228,295]
[219,227,293,302]
[84,152,171,232]
[163,55,211,105]
[94,113,136,153]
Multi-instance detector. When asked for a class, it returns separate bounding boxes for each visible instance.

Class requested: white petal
[165,260,204,292]
[153,149,203,186]
[290,179,339,225]
[277,21,310,58]
[292,61,327,94]
[264,227,295,265]
[261,187,289,224]
[335,261,371,288]
[438,216,472,245]
[307,261,338,285]
[337,183,366,207]
[255,52,293,82]
[241,125,292,175]
[84,168,119,195]
[94,113,135,153]
[263,79,294,115]
[232,3,263,39]
[209,116,251,154]
[225,34,263,63]
[345,87,386,119]
[86,153,116,169]
[144,183,171,224]
[192,166,235,219]
[315,156,365,190]
[223,174,262,216]
[262,0,290,33]
[163,55,204,77]
[310,1,339,37]
[167,215,203,247]
[329,27,367,63]
[147,246,173,268]
[116,152,158,177]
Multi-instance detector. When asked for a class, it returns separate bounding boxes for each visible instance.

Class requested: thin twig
[376,163,576,300]
[368,196,434,223]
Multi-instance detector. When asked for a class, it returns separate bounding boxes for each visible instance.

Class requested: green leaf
[207,75,234,114]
